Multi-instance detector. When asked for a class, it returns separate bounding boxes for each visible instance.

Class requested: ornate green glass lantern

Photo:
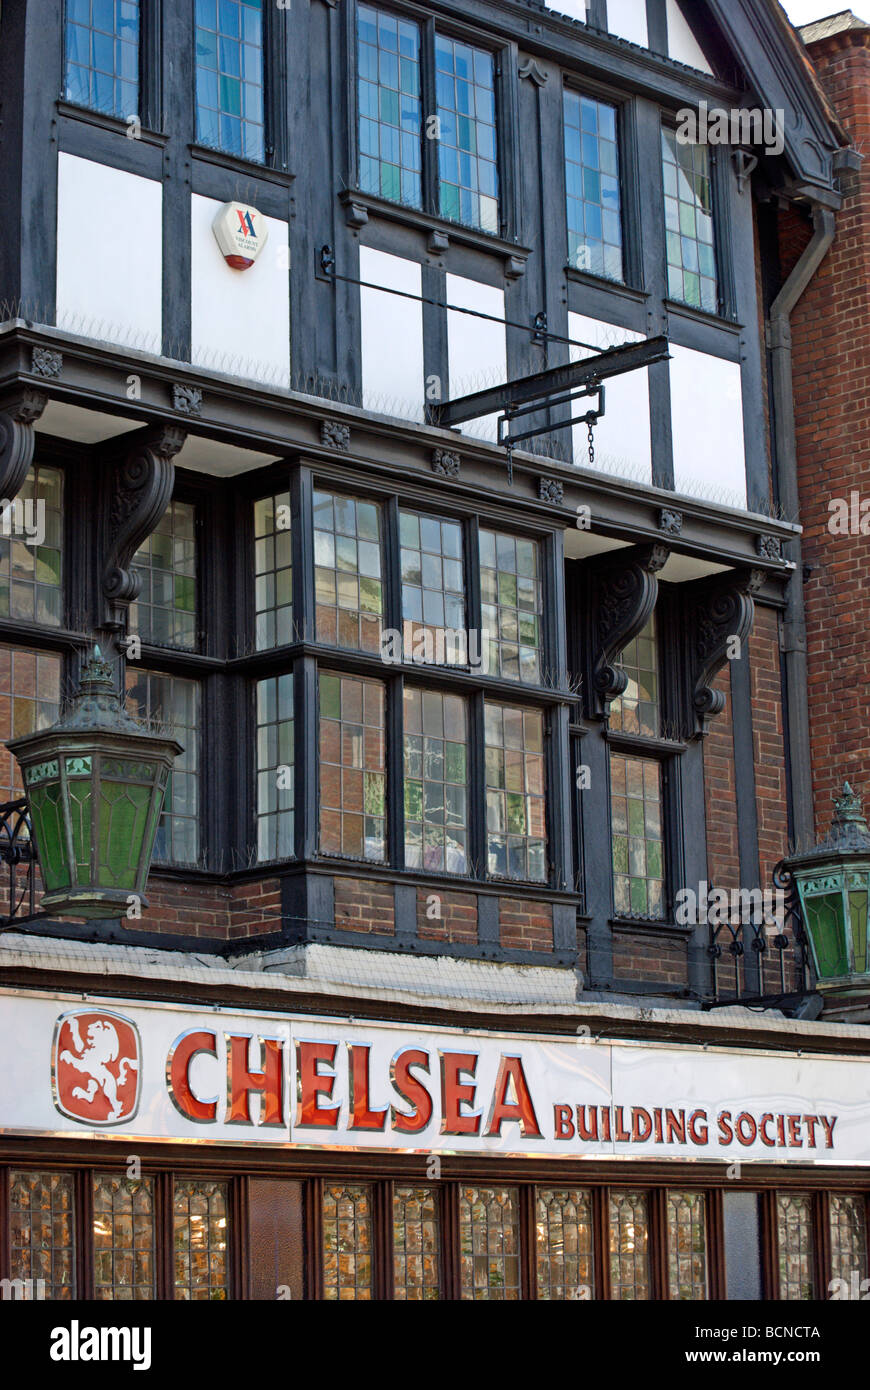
[8,647,181,920]
[784,783,870,1010]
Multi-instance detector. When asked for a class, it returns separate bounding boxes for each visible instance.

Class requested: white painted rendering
[568,313,652,484]
[190,193,290,385]
[56,154,162,353]
[543,0,587,21]
[35,402,142,445]
[173,435,282,478]
[659,555,730,583]
[446,273,507,441]
[606,0,649,48]
[666,0,714,72]
[359,247,425,422]
[563,532,631,561]
[669,344,747,507]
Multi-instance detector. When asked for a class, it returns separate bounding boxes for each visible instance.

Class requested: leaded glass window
[322,1183,373,1300]
[610,754,665,919]
[667,1191,708,1300]
[92,1175,155,1300]
[829,1194,868,1288]
[399,510,465,665]
[313,491,383,654]
[777,1192,816,1300]
[485,702,546,883]
[662,126,717,313]
[256,674,294,862]
[253,490,293,650]
[195,0,264,162]
[393,1186,440,1300]
[130,499,196,650]
[0,646,62,799]
[0,464,63,627]
[609,1190,650,1300]
[9,1170,76,1299]
[611,617,660,737]
[479,529,542,684]
[564,91,622,281]
[459,1186,520,1300]
[403,688,468,874]
[357,5,422,208]
[125,670,200,865]
[436,36,498,233]
[536,1188,595,1301]
[65,0,140,119]
[319,672,386,862]
[173,1180,229,1300]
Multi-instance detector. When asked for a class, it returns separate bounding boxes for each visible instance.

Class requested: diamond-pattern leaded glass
[130,499,196,650]
[358,5,422,208]
[610,754,664,919]
[662,126,717,313]
[829,1194,868,1287]
[314,491,383,654]
[609,1190,650,1300]
[0,464,63,628]
[610,616,660,737]
[479,529,542,684]
[667,1191,708,1300]
[403,687,468,874]
[92,1174,155,1300]
[173,1179,229,1300]
[459,1186,520,1300]
[564,91,622,281]
[0,646,62,799]
[436,35,498,233]
[399,510,465,665]
[195,0,264,162]
[322,1183,373,1300]
[256,674,294,862]
[253,490,293,650]
[536,1188,595,1300]
[65,0,140,119]
[485,702,546,883]
[10,1170,76,1299]
[777,1191,816,1300]
[393,1186,440,1300]
[125,670,200,865]
[319,672,386,862]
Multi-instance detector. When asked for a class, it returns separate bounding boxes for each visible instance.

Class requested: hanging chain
[587,418,596,469]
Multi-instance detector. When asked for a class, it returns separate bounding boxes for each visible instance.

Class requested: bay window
[564,89,623,282]
[195,0,265,162]
[662,124,718,314]
[64,0,140,120]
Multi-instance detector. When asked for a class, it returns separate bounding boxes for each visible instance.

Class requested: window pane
[322,1183,373,1300]
[130,499,197,651]
[609,1190,650,1300]
[484,701,547,883]
[0,465,64,629]
[777,1191,816,1300]
[564,91,623,282]
[459,1186,520,1299]
[667,1191,708,1300]
[125,670,200,865]
[393,1185,440,1300]
[64,0,140,118]
[403,687,468,874]
[610,753,665,920]
[479,529,542,684]
[92,1174,155,1300]
[253,490,293,651]
[196,0,264,161]
[313,490,383,654]
[319,671,386,862]
[0,645,62,799]
[436,34,499,233]
[9,1170,76,1299]
[536,1188,594,1300]
[829,1194,868,1289]
[256,673,294,861]
[357,4,422,209]
[399,509,466,666]
[662,126,717,314]
[611,615,660,737]
[173,1179,229,1299]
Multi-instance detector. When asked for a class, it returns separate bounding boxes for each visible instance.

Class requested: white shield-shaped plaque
[212,201,269,270]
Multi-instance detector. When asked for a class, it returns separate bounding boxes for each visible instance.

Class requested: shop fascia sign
[3,990,869,1164]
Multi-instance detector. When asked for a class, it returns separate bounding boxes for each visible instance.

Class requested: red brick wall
[333,876,395,935]
[144,874,281,940]
[703,666,740,890]
[612,933,687,986]
[416,887,477,944]
[749,606,789,880]
[499,898,553,952]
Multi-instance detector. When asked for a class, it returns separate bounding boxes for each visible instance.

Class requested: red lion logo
[52,1011,141,1125]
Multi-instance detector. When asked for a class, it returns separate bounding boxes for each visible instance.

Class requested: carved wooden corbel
[0,388,49,500]
[101,425,187,631]
[586,544,670,719]
[688,567,765,737]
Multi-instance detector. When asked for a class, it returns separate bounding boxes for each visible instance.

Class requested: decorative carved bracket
[687,567,765,737]
[0,388,48,500]
[101,426,187,631]
[587,544,670,719]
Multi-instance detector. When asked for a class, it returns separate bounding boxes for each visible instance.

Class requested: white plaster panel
[670,344,747,507]
[568,313,652,484]
[666,0,714,72]
[446,273,506,442]
[544,0,587,21]
[606,0,649,48]
[359,247,425,422]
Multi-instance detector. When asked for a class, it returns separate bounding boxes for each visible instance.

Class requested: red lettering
[759,1113,776,1147]
[167,1029,218,1123]
[820,1114,837,1150]
[576,1105,598,1141]
[735,1112,757,1146]
[601,1107,612,1141]
[631,1108,652,1142]
[226,1035,283,1126]
[554,1104,575,1140]
[665,1109,686,1144]
[296,1040,340,1128]
[688,1109,708,1145]
[804,1115,820,1147]
[717,1111,734,1145]
[486,1056,542,1138]
[653,1108,663,1144]
[347,1044,387,1131]
[614,1106,631,1142]
[776,1114,786,1146]
[439,1052,480,1135]
[787,1114,803,1148]
[390,1049,433,1134]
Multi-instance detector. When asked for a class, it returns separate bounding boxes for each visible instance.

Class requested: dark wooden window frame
[659,109,736,326]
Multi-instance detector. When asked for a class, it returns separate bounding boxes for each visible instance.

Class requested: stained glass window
[313,491,383,654]
[610,616,660,737]
[536,1188,595,1300]
[357,5,422,208]
[319,672,386,862]
[829,1194,868,1288]
[393,1186,440,1300]
[662,126,717,313]
[485,702,546,883]
[479,529,542,684]
[195,0,264,162]
[610,754,664,919]
[667,1191,708,1300]
[564,91,622,281]
[173,1179,229,1300]
[609,1190,650,1300]
[777,1192,816,1300]
[92,1175,155,1300]
[403,687,468,874]
[0,464,63,627]
[65,0,140,119]
[399,510,465,665]
[130,499,196,650]
[459,1186,520,1300]
[0,646,62,799]
[436,36,498,233]
[253,490,293,650]
[9,1170,76,1299]
[256,674,294,862]
[322,1183,373,1300]
[125,670,200,865]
